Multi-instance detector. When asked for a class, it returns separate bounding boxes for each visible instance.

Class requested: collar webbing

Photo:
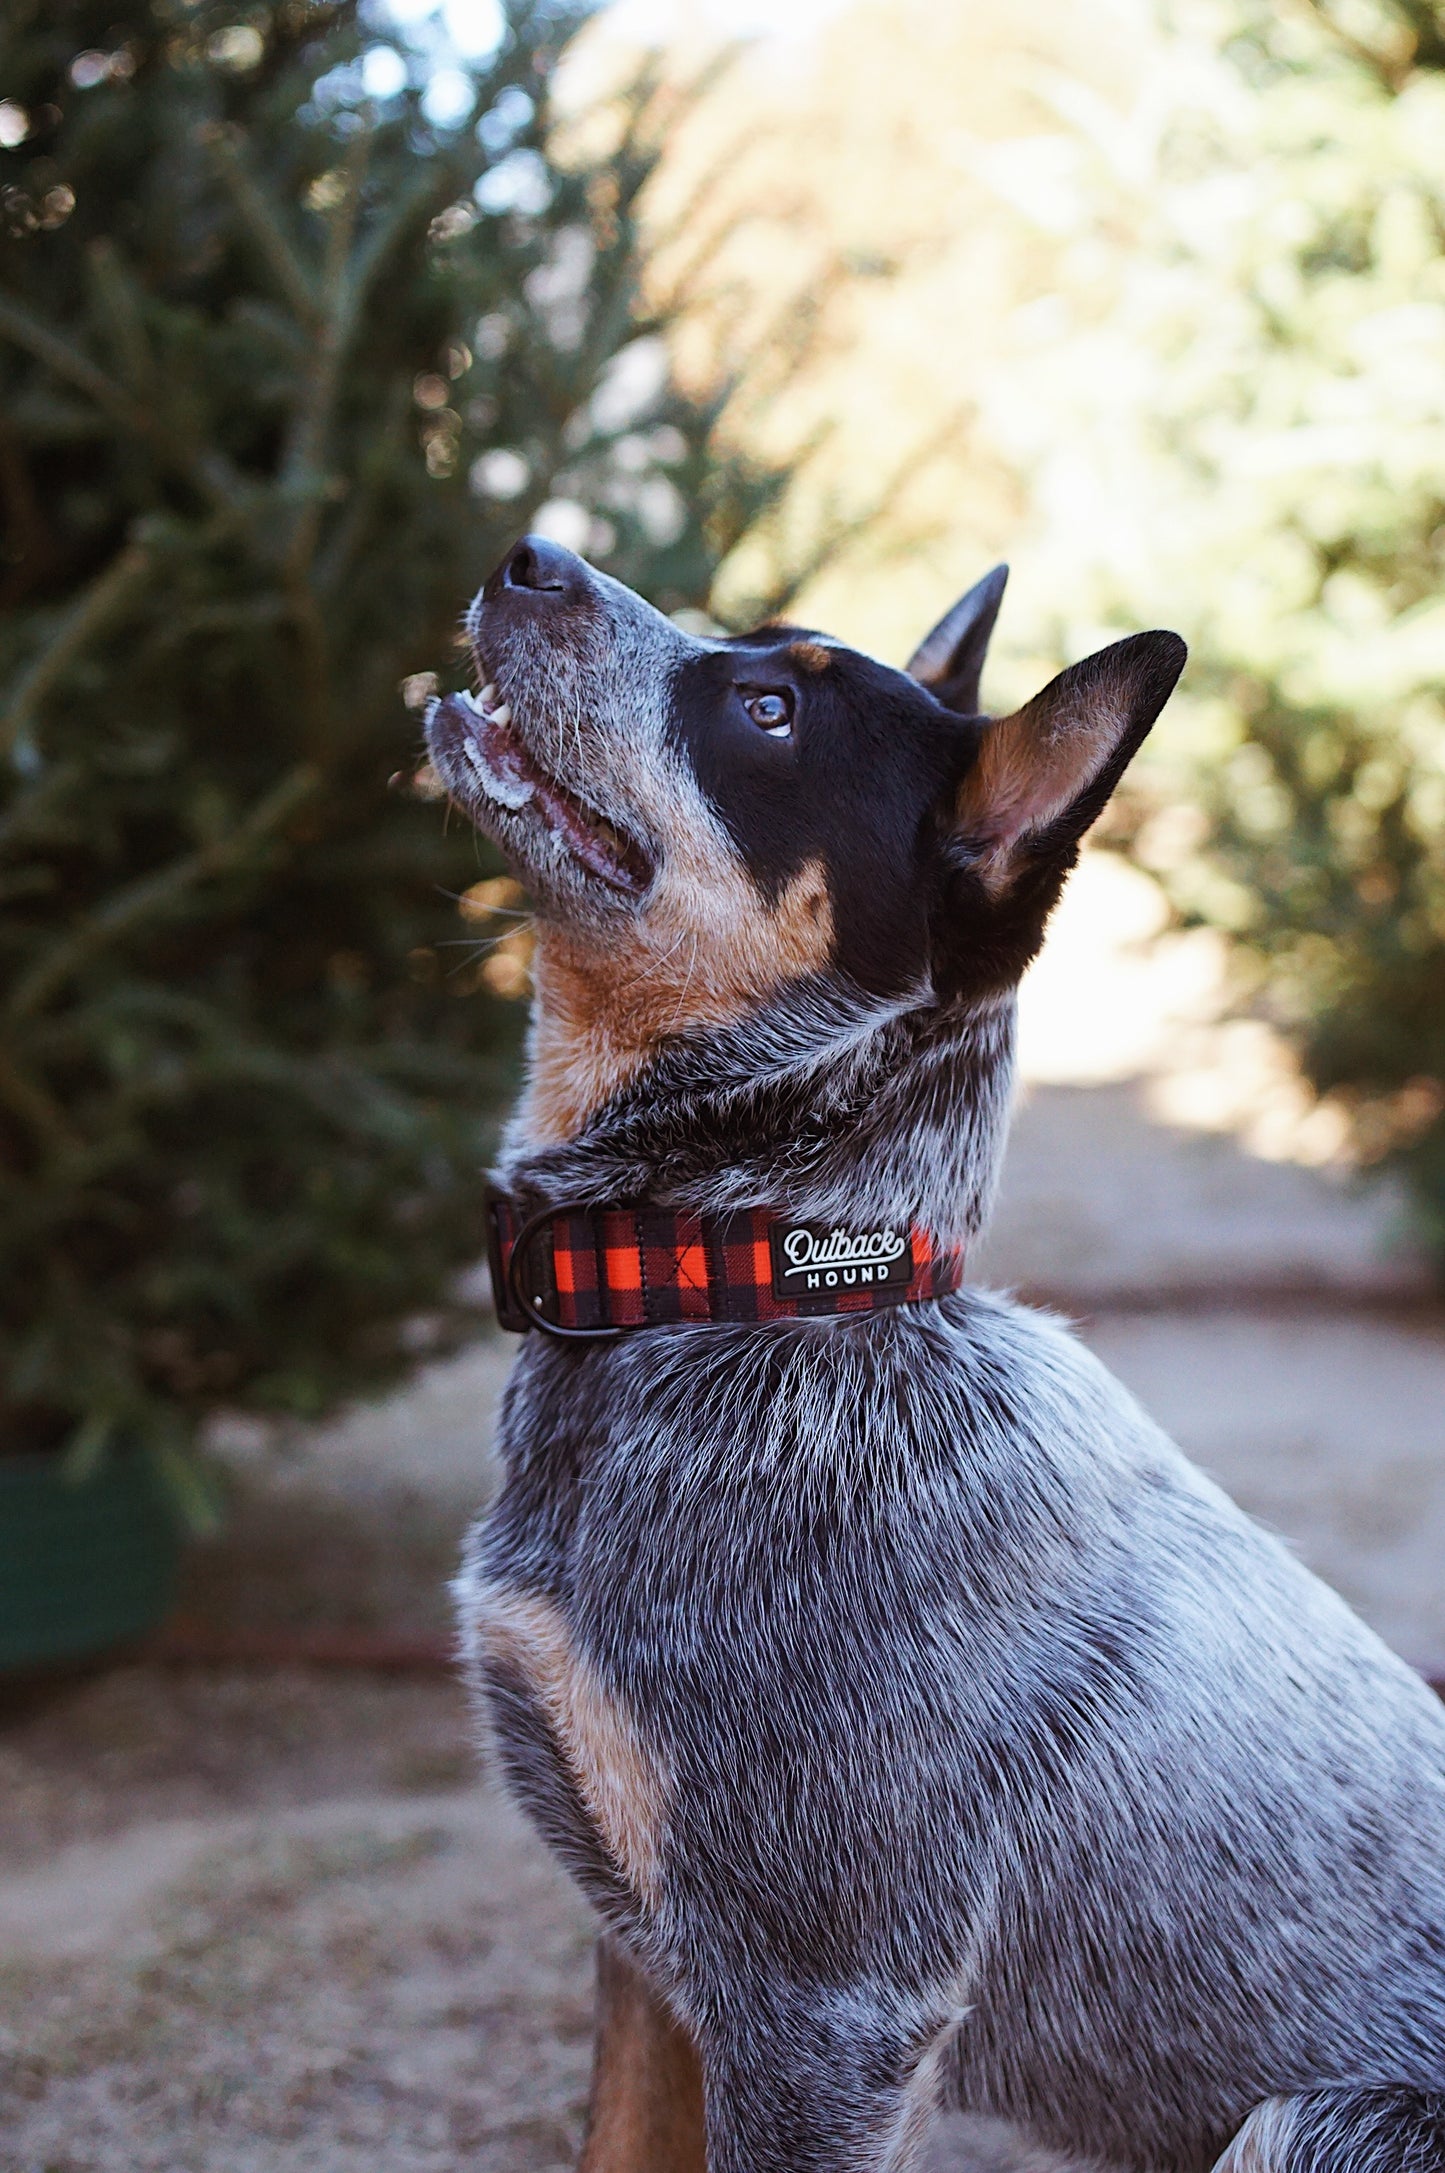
[486,1187,965,1340]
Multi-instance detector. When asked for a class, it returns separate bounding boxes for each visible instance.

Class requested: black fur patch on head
[671,635,979,998]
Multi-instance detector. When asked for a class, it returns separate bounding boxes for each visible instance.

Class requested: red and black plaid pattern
[487,1192,964,1337]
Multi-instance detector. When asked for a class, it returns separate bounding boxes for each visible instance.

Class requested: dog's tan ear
[907,565,1008,715]
[955,630,1186,893]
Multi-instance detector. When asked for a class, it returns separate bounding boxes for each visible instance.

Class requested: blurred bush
[0,0,774,1515]
[1110,0,1445,1248]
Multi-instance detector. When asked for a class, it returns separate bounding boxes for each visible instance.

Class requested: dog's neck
[498,973,1017,1250]
[511,943,664,1150]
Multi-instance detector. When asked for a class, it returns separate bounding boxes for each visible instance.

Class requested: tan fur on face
[518,757,834,1145]
[476,1583,672,1906]
[481,588,838,1145]
[788,640,832,674]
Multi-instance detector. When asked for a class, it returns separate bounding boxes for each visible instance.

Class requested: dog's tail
[1214,2086,1444,2171]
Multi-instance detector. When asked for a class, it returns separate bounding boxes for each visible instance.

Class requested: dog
[425,537,1445,2173]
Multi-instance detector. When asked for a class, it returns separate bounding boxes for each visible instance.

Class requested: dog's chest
[464,1569,673,1916]
[459,1390,679,1919]
[459,1324,1002,1949]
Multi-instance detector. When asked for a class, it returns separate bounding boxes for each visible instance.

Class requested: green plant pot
[0,1451,183,1675]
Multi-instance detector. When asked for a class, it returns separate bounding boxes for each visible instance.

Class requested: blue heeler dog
[425,537,1445,2173]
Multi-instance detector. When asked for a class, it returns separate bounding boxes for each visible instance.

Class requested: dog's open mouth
[429,686,654,896]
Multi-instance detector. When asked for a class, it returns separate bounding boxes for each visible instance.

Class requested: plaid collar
[486,1186,965,1340]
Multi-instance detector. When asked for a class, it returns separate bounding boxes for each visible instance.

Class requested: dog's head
[426,537,1184,1135]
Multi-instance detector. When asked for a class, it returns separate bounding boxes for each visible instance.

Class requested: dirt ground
[3,1080,1443,2171]
[0,1668,1061,2173]
[0,1669,594,2173]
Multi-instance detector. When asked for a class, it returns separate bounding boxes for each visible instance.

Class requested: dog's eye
[741,689,794,740]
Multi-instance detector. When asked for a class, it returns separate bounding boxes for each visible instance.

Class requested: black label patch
[769,1222,914,1299]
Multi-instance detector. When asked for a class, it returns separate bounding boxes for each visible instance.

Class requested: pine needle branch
[0,1045,80,1158]
[0,760,81,861]
[1,539,152,760]
[7,763,321,1021]
[0,290,146,431]
[201,122,321,327]
[282,127,371,564]
[0,292,241,509]
[87,239,158,393]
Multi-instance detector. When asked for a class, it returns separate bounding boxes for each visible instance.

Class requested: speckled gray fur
[462,983,1445,2173]
[448,555,1445,2173]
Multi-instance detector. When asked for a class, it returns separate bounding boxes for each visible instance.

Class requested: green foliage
[1148,0,1445,1245]
[970,0,1445,1255]
[0,0,765,1510]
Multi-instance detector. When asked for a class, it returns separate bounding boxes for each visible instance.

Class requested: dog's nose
[486,534,585,601]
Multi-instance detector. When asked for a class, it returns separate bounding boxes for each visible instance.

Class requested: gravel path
[0,1673,594,2173]
[0,1671,1058,2173]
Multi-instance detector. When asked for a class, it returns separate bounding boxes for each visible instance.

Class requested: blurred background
[2,1,1444,2166]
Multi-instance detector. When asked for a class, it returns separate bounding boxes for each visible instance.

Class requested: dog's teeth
[476,682,498,707]
[491,703,512,727]
[458,690,482,714]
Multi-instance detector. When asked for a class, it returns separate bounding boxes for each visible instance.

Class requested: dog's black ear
[906,564,1008,714]
[951,630,1186,895]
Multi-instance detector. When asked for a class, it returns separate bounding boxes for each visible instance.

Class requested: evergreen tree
[0,0,772,1513]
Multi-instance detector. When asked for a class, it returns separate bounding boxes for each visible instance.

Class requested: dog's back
[430,540,1445,2172]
